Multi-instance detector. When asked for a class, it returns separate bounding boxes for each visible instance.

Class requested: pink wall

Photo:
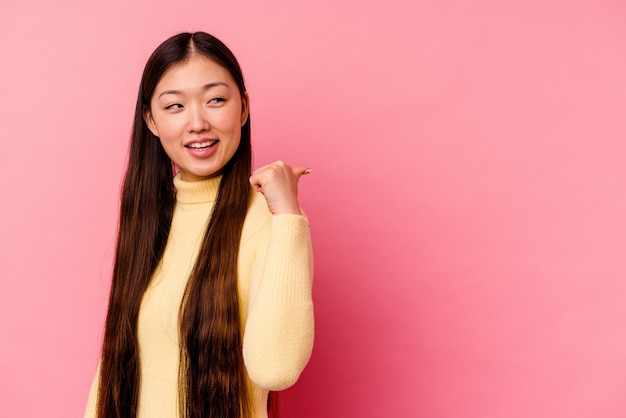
[1,1,625,417]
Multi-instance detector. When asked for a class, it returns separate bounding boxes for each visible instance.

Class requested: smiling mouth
[186,140,218,149]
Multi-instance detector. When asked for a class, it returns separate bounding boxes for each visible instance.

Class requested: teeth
[188,140,216,149]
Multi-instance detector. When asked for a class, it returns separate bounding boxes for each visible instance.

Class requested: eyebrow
[157,82,229,99]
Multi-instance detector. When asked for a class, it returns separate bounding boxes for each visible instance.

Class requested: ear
[240,92,250,126]
[143,107,159,137]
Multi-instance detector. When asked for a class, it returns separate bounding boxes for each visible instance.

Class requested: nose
[186,103,209,133]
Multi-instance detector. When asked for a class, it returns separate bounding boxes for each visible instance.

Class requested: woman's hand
[249,161,311,215]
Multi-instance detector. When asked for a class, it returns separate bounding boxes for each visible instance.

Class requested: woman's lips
[186,139,217,149]
[185,139,218,157]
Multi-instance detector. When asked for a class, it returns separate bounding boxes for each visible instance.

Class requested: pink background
[1,1,625,417]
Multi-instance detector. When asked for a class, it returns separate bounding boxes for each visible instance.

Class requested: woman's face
[144,55,249,181]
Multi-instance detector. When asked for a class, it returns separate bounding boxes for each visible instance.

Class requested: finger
[292,166,312,179]
[249,172,263,192]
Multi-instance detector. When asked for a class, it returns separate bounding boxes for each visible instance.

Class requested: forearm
[243,214,314,390]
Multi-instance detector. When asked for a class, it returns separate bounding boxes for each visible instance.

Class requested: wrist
[270,198,301,215]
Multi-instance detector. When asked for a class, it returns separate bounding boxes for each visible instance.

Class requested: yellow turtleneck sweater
[84,173,314,418]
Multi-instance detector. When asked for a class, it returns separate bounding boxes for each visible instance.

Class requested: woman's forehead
[154,56,236,97]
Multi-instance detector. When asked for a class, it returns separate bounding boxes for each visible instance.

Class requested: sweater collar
[173,172,222,204]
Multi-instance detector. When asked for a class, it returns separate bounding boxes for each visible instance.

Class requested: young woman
[84,32,314,418]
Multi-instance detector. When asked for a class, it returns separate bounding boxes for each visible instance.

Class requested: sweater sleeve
[242,213,314,390]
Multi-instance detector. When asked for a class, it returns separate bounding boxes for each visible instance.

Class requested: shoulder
[241,187,272,242]
[241,187,310,244]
